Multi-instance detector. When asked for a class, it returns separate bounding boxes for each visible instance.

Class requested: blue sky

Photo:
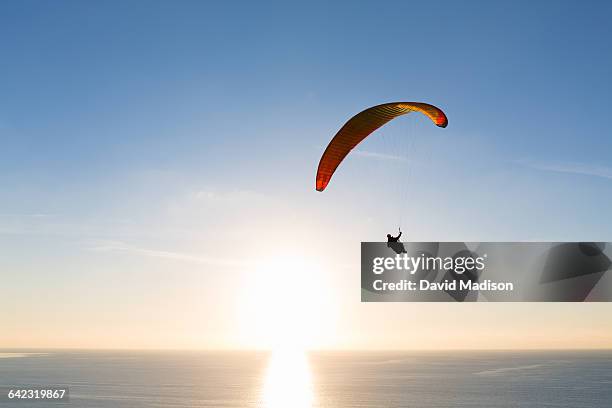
[1,1,612,349]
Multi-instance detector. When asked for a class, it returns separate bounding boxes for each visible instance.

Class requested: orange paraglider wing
[316,102,447,192]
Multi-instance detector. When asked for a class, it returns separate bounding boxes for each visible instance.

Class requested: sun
[238,253,338,350]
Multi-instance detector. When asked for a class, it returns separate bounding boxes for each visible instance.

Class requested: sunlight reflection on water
[262,348,314,408]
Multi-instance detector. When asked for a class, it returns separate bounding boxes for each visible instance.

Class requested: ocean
[0,350,611,407]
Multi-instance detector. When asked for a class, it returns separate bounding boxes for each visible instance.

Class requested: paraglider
[387,228,407,254]
[316,102,448,192]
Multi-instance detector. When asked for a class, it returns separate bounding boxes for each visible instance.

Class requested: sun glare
[239,254,337,350]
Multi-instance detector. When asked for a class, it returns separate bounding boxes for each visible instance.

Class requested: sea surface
[0,350,611,407]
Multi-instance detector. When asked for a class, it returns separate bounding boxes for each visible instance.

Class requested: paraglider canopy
[316,102,447,192]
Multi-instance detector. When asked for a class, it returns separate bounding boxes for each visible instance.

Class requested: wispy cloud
[0,213,55,218]
[89,241,253,268]
[518,159,612,180]
[192,189,267,202]
[353,150,408,161]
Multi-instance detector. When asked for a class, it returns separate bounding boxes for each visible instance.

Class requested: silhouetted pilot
[387,229,407,254]
[387,230,402,242]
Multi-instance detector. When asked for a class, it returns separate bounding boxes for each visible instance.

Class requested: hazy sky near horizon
[2,0,612,349]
